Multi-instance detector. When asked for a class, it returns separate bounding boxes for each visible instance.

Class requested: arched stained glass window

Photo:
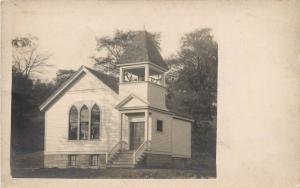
[91,105,100,139]
[69,106,78,140]
[80,105,89,140]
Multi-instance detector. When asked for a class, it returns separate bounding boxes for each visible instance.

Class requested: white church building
[40,31,193,168]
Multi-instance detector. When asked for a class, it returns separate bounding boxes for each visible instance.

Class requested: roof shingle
[118,31,169,70]
[85,67,119,93]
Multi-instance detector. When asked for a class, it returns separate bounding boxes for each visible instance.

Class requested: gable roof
[84,67,119,93]
[39,66,119,111]
[118,31,169,70]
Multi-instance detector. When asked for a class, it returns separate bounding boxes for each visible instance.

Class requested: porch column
[148,112,152,141]
[120,67,124,83]
[120,113,122,149]
[144,110,148,142]
[146,111,152,150]
[120,113,124,150]
[145,64,149,82]
[162,72,166,86]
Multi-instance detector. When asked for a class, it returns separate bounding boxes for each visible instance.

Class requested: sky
[7,0,222,81]
[3,1,300,185]
[6,1,299,82]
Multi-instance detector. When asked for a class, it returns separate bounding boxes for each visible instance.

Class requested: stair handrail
[133,140,150,164]
[107,140,130,164]
[107,141,121,163]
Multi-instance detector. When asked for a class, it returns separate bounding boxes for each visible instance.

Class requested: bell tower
[117,31,169,110]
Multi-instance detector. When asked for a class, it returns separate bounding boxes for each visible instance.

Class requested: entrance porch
[119,111,151,151]
[106,110,151,167]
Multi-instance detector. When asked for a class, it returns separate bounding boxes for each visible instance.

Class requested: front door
[129,122,145,150]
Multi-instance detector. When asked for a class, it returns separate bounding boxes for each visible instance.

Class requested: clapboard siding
[150,111,172,153]
[147,82,167,110]
[171,119,191,158]
[45,73,120,155]
[119,81,167,110]
[119,82,148,102]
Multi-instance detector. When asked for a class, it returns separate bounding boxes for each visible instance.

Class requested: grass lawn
[11,167,215,179]
[12,151,216,178]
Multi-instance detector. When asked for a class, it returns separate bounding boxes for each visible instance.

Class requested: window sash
[69,104,101,140]
[80,122,89,140]
[157,120,163,132]
[68,155,77,166]
[90,155,99,166]
[91,124,100,139]
[69,124,78,140]
[69,106,78,140]
[91,105,100,139]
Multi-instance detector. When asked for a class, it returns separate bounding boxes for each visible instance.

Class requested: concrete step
[112,159,133,163]
[115,155,133,159]
[107,150,146,168]
[115,157,133,161]
[107,164,135,168]
[118,153,134,155]
[113,158,133,162]
[119,150,134,154]
[115,156,133,159]
[111,161,134,165]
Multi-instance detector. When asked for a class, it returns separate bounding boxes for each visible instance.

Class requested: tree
[30,79,55,106]
[53,69,76,88]
[11,35,52,119]
[166,28,218,121]
[11,36,53,157]
[12,35,52,80]
[91,30,160,76]
[166,29,218,165]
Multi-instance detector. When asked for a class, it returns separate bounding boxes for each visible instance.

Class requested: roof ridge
[85,66,118,79]
[84,66,119,93]
[144,31,151,62]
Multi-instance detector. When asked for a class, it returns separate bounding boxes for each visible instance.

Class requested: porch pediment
[115,94,148,110]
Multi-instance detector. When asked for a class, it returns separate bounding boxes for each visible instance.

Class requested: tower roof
[118,31,169,70]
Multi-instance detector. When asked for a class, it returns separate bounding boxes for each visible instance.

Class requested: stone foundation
[44,154,106,168]
[44,153,190,169]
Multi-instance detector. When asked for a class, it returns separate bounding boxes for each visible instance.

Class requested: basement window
[90,155,100,166]
[157,120,163,132]
[68,155,77,167]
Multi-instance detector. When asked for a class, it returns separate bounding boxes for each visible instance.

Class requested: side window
[80,105,89,140]
[157,120,163,132]
[91,105,100,139]
[68,103,100,141]
[69,106,78,140]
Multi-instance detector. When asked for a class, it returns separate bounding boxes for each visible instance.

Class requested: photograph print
[10,1,218,179]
